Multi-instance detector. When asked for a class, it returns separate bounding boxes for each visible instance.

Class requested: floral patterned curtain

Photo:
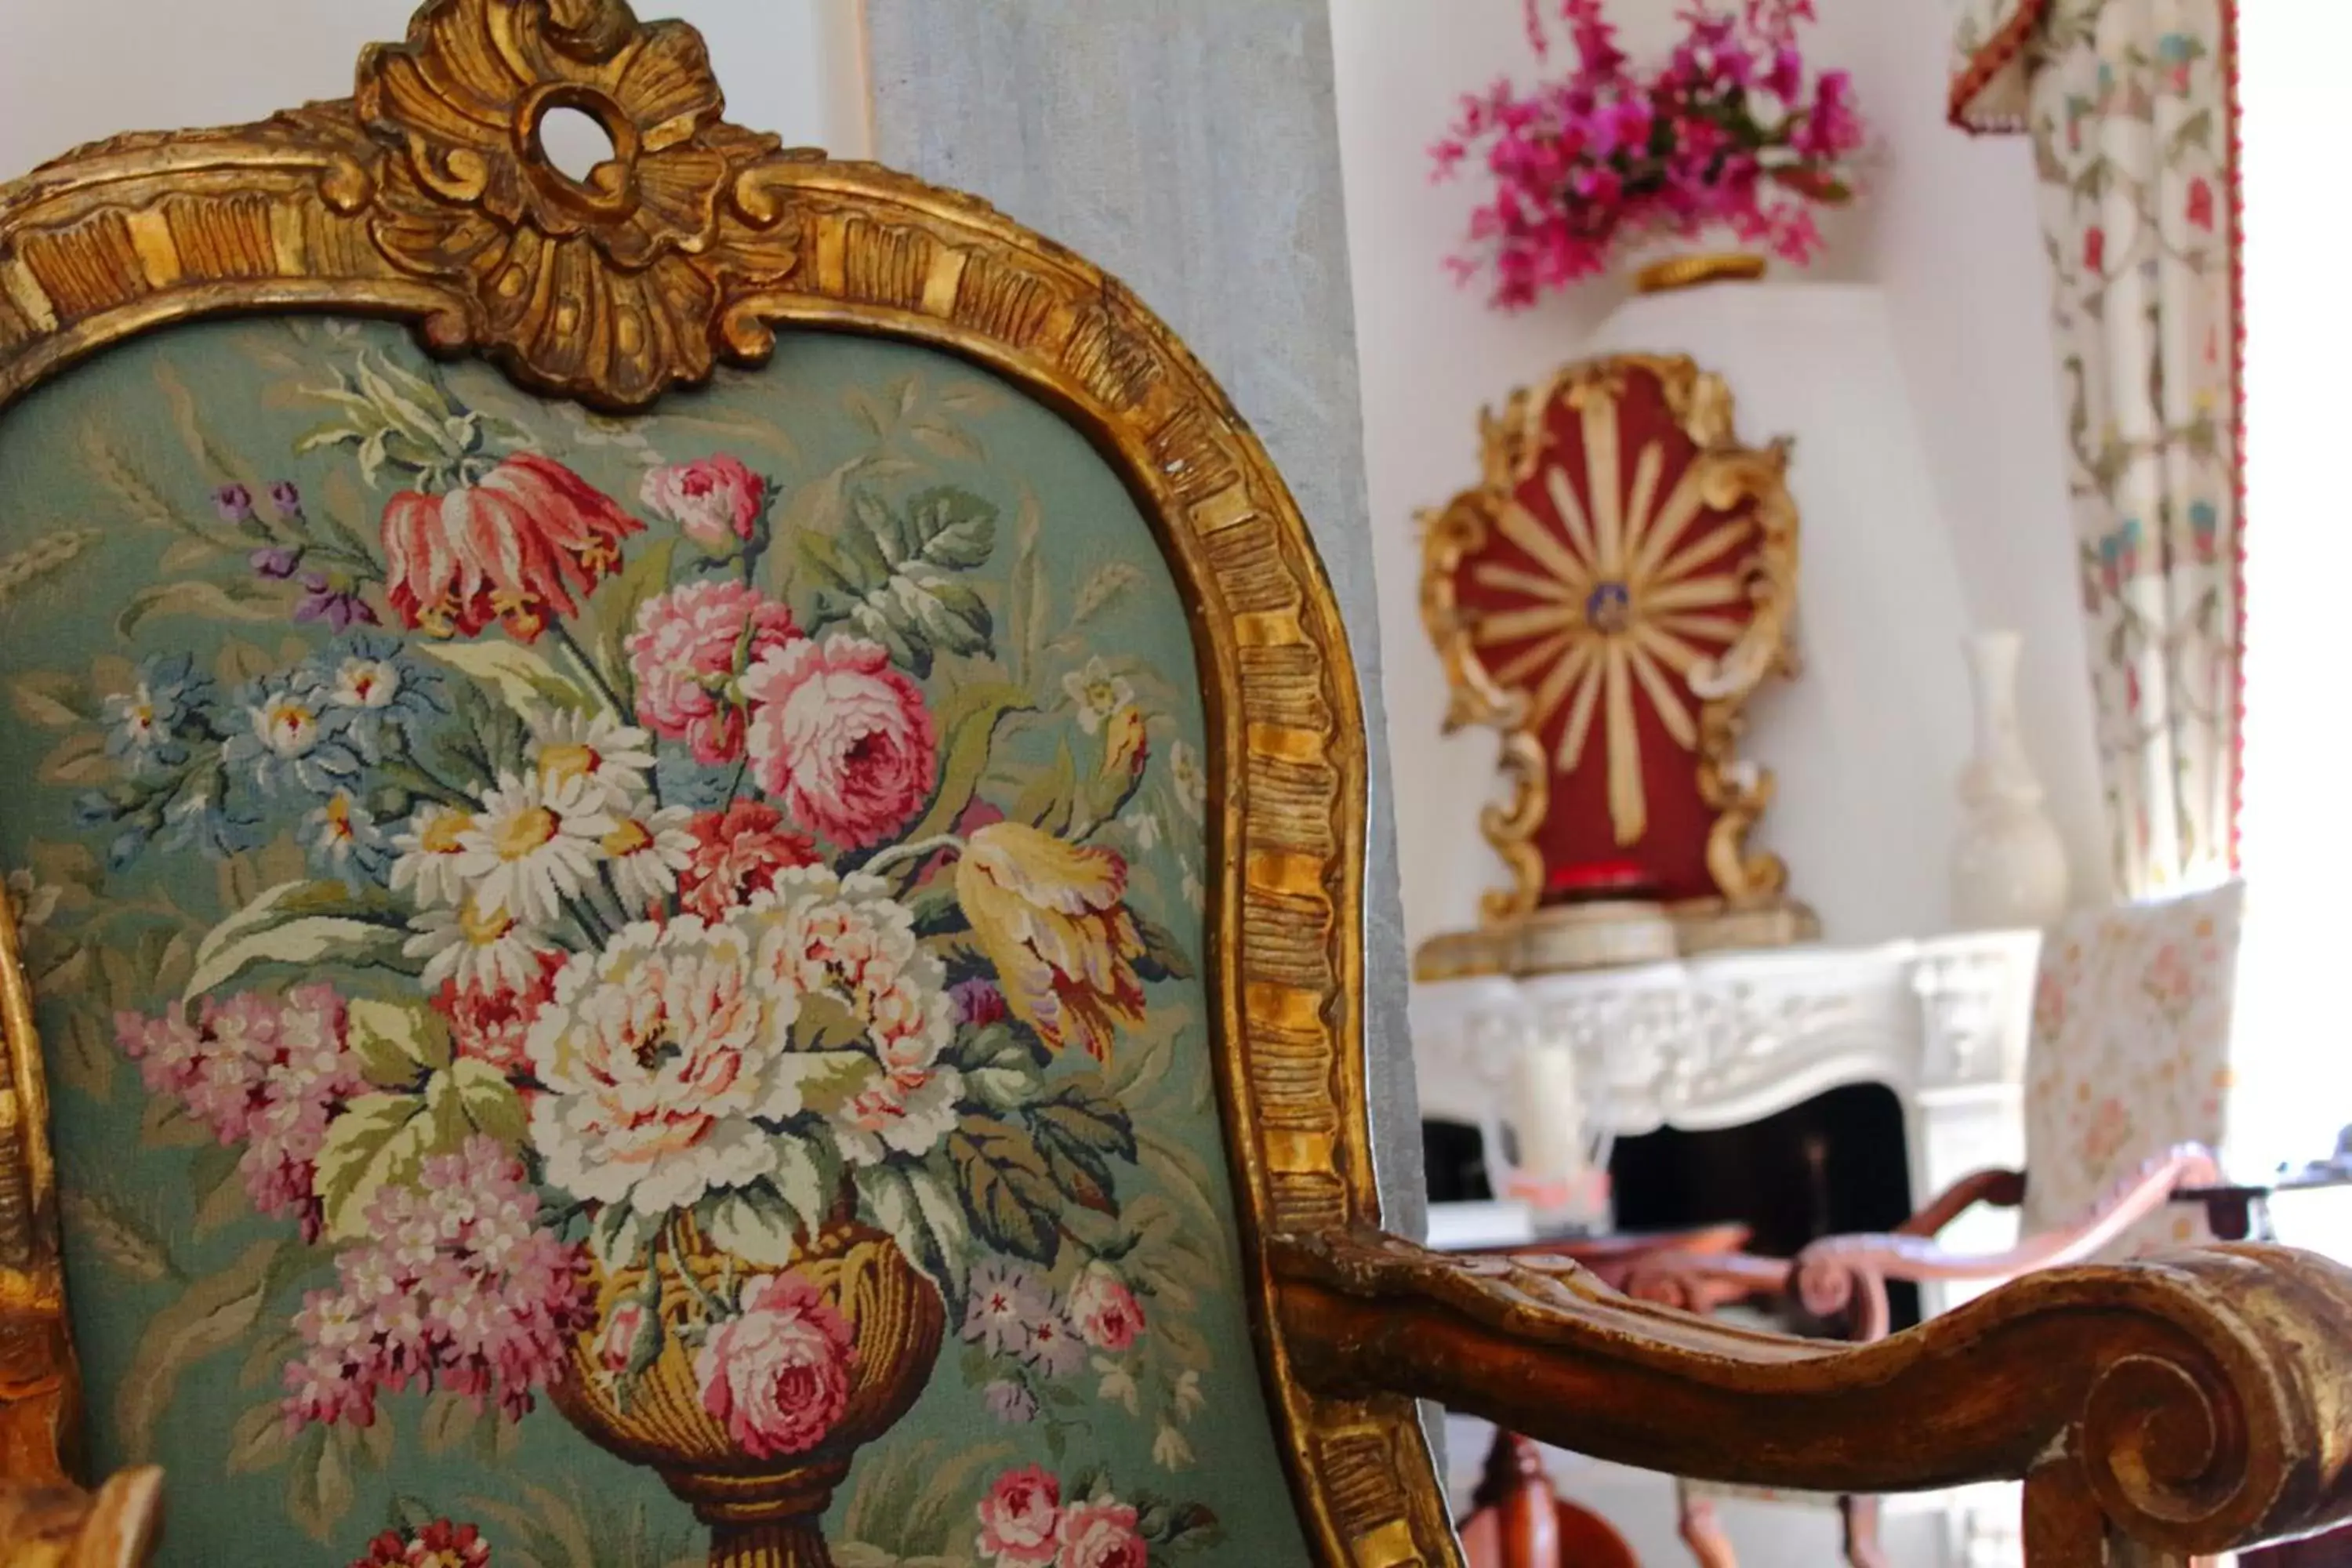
[1951,0,2243,898]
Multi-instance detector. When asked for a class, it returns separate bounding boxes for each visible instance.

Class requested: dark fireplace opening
[1420,1082,1920,1332]
[1609,1083,1918,1330]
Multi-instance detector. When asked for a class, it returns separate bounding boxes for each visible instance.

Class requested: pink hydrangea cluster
[1430,0,1867,307]
[117,985,360,1240]
[283,1135,590,1428]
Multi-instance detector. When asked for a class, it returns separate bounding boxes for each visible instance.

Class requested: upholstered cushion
[0,318,1307,1563]
[2018,883,2246,1256]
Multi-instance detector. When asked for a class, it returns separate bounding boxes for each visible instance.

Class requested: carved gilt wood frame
[1417,353,1801,929]
[0,1,1457,1559]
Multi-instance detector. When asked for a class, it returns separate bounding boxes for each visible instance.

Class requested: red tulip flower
[382,453,641,642]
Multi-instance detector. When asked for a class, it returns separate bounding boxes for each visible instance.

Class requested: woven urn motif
[556,1207,946,1568]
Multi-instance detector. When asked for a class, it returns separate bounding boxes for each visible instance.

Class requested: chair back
[2019,882,2247,1255]
[0,3,1439,1559]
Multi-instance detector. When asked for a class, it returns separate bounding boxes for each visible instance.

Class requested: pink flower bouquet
[1432,0,1869,307]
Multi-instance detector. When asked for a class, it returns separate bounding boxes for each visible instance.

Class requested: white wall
[1331,0,2107,953]
[0,0,869,178]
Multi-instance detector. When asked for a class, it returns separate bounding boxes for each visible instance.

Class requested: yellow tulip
[956,820,1148,1062]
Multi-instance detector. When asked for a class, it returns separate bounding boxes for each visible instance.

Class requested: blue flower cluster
[78,636,448,885]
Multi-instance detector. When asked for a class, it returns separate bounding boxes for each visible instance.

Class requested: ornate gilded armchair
[1,6,2349,1565]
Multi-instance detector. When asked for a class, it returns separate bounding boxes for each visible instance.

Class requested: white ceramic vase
[1950,630,2071,930]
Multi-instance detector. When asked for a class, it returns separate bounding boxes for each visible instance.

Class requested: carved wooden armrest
[1271,1229,2352,1559]
[1897,1165,2029,1239]
[1798,1144,2223,1290]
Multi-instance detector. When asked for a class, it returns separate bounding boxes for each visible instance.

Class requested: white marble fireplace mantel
[1411,929,2042,1305]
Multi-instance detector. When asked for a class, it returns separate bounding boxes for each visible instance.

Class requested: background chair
[0,8,2347,1566]
[1609,881,2247,1566]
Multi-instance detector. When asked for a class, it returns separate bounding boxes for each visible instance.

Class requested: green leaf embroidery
[858,1161,972,1316]
[1013,741,1078,837]
[948,1113,1062,1265]
[183,880,413,1004]
[116,578,292,639]
[904,680,1032,844]
[345,996,452,1086]
[704,1186,808,1268]
[115,1236,284,1461]
[418,638,593,717]
[1130,913,1198,982]
[9,672,93,729]
[798,487,1000,676]
[314,1093,434,1243]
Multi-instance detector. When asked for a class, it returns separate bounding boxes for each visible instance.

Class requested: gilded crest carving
[354,0,808,408]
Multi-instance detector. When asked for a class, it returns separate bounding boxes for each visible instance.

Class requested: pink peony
[676,800,820,922]
[626,581,799,764]
[742,633,938,849]
[1066,1266,1147,1352]
[383,454,641,643]
[1056,1497,1147,1568]
[695,1272,855,1460]
[975,1466,1062,1566]
[642,456,767,549]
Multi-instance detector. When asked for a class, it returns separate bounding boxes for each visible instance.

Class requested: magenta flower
[1433,0,1867,307]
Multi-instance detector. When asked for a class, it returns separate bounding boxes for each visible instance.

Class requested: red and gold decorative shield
[1421,354,1802,933]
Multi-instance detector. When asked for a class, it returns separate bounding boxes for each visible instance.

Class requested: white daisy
[1061,656,1135,735]
[528,705,656,809]
[456,770,615,927]
[405,896,564,994]
[389,801,475,909]
[1169,740,1207,822]
[599,804,697,911]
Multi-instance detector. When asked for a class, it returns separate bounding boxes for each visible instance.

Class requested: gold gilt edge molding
[0,2,1452,1562]
[1417,350,1801,925]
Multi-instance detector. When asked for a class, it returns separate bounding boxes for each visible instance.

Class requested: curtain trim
[1949,0,2051,135]
[2223,0,2248,871]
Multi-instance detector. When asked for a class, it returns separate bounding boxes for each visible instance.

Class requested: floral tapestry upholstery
[2020,882,2245,1258]
[0,316,1309,1566]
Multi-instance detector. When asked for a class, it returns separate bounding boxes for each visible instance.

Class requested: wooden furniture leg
[1676,1483,1738,1568]
[1461,1429,1642,1568]
[1838,1494,1886,1568]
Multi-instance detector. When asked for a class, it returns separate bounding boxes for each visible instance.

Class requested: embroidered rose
[596,1297,652,1375]
[526,915,806,1213]
[695,1272,855,1459]
[1057,1497,1148,1568]
[382,454,641,642]
[975,1466,1062,1566]
[1066,1265,1147,1352]
[430,951,565,1076]
[742,634,938,850]
[677,801,820,923]
[626,581,799,764]
[347,1519,490,1568]
[956,822,1147,1062]
[643,456,767,548]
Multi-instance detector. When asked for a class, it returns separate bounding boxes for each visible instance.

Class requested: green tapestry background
[0,317,1308,1567]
